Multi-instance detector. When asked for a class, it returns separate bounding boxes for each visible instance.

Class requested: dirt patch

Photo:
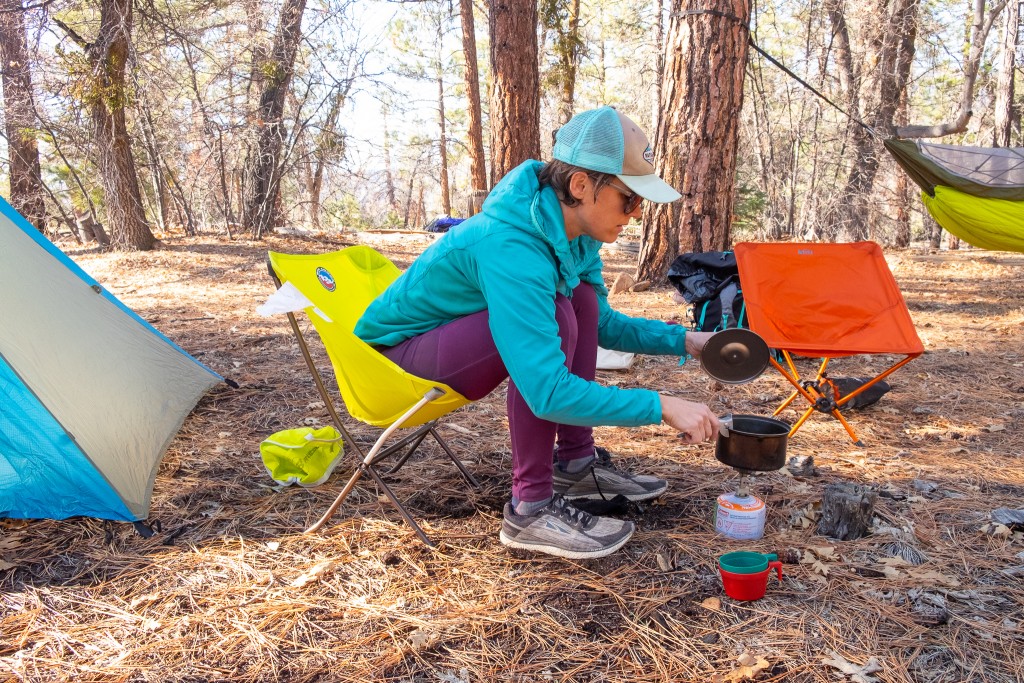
[2,233,1023,682]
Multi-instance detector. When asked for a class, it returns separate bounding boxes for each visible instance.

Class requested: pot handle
[718,413,734,438]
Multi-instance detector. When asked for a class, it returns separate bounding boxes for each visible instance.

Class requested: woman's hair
[538,159,615,207]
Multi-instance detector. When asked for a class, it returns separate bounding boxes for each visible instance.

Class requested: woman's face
[562,172,644,243]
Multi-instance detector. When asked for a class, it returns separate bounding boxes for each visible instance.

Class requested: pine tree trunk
[489,0,540,184]
[994,0,1020,147]
[651,0,665,135]
[242,0,306,238]
[834,0,918,241]
[383,106,399,214]
[637,0,750,283]
[0,0,45,232]
[437,69,451,216]
[459,0,488,192]
[88,0,155,250]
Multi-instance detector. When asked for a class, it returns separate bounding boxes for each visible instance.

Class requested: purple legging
[379,283,599,503]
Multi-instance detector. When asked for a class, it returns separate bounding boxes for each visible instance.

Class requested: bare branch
[51,16,91,49]
[896,0,1010,138]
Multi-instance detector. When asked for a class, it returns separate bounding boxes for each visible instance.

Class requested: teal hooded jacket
[355,160,689,428]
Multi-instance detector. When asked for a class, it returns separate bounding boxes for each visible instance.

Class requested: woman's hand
[685,331,714,359]
[659,395,720,444]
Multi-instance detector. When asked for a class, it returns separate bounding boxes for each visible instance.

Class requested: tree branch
[896,0,1009,138]
[51,16,90,50]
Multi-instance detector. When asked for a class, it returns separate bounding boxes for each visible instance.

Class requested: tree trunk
[0,0,45,231]
[652,0,665,136]
[637,0,750,283]
[489,0,540,184]
[994,0,1020,146]
[241,0,307,238]
[927,213,943,248]
[307,88,346,230]
[833,0,918,242]
[437,67,451,216]
[87,0,155,250]
[459,0,488,192]
[138,101,169,232]
[383,107,399,215]
[897,0,1009,139]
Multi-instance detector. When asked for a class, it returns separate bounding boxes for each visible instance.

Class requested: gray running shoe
[499,494,635,559]
[553,452,668,502]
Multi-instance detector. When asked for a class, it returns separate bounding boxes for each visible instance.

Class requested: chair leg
[379,426,433,474]
[363,465,436,548]
[305,387,448,545]
[305,466,367,534]
[430,426,481,489]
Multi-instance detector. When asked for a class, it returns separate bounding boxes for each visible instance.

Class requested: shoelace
[588,449,631,501]
[548,495,593,528]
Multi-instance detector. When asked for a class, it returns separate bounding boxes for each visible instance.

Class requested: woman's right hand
[659,395,719,444]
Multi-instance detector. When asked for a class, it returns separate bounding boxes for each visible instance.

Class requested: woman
[356,106,720,559]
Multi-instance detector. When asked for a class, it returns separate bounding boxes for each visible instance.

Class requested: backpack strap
[718,282,738,329]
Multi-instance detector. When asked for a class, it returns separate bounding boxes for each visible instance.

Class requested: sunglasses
[607,180,644,214]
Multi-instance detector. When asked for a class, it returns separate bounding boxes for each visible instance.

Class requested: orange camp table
[734,241,924,445]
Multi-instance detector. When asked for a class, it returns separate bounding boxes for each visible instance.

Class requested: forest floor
[2,231,1024,683]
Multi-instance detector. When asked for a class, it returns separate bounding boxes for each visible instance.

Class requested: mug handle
[768,560,783,582]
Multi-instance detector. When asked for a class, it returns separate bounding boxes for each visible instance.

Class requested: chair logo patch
[315,267,336,291]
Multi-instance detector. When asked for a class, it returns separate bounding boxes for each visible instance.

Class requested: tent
[0,197,222,522]
[885,138,1024,253]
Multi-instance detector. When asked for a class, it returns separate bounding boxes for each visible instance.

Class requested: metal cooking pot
[716,414,790,471]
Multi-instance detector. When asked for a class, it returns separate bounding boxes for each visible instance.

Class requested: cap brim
[617,174,681,203]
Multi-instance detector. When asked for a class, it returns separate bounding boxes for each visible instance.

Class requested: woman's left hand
[685,331,714,358]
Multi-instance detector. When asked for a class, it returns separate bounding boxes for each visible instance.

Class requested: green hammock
[885,138,1024,253]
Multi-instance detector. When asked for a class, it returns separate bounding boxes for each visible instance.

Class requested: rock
[630,280,651,292]
[787,454,818,477]
[610,273,636,295]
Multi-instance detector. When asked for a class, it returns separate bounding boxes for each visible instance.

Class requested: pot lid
[700,328,770,384]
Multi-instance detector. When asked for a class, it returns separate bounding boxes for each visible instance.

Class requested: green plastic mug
[719,551,778,574]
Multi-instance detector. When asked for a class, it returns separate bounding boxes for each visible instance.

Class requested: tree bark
[489,0,540,184]
[241,0,307,237]
[994,0,1020,146]
[0,0,45,231]
[437,65,451,216]
[459,0,487,192]
[637,0,750,283]
[86,0,156,250]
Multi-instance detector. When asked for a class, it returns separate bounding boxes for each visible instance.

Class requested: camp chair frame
[767,351,920,447]
[267,257,480,548]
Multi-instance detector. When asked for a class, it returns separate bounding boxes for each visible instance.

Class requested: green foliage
[732,183,766,237]
[324,194,374,230]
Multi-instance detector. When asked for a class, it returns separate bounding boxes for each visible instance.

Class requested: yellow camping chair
[267,245,479,546]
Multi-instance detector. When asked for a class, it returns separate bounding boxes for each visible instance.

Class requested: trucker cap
[552,106,682,203]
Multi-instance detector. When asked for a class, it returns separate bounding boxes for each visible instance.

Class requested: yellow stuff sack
[259,425,344,487]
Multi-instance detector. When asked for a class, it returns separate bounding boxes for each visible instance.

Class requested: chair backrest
[734,241,924,357]
[268,246,469,428]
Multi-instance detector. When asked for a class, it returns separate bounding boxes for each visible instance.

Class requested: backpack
[667,251,748,332]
